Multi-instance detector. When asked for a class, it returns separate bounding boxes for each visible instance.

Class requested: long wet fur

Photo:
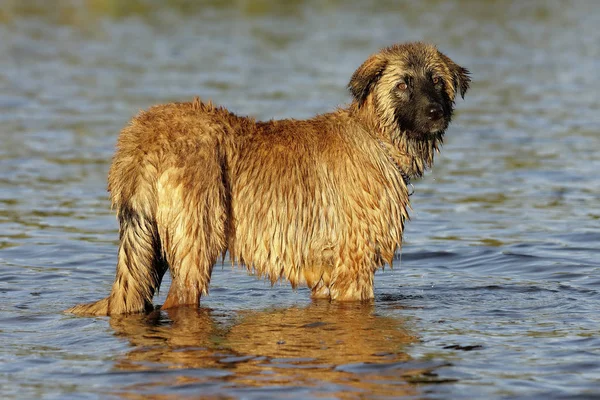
[67,42,469,316]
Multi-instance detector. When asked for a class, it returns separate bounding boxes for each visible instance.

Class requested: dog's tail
[66,203,166,316]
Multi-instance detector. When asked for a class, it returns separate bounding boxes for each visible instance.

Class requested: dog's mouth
[394,107,450,141]
[404,120,448,141]
[425,119,449,137]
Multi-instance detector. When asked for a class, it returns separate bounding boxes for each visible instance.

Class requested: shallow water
[1,1,599,398]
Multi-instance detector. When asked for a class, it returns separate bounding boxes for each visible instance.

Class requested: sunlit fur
[67,42,469,316]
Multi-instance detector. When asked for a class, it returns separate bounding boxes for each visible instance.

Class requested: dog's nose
[428,104,444,121]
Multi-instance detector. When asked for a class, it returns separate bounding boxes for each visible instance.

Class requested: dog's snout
[428,104,444,121]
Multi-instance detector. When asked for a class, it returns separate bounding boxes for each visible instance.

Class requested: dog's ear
[439,52,471,99]
[348,54,387,105]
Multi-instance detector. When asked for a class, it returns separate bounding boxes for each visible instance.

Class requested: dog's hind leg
[67,205,167,316]
[158,158,228,310]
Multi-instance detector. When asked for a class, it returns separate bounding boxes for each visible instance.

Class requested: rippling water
[1,1,599,398]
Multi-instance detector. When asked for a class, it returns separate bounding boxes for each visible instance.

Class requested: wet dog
[68,42,469,315]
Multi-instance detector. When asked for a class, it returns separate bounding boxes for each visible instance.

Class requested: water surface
[1,1,599,398]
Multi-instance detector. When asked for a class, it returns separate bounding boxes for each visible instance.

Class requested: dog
[67,42,469,316]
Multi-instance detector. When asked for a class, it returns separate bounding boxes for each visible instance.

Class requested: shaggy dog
[68,42,470,316]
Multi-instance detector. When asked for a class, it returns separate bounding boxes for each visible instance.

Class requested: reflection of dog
[109,304,420,396]
[109,303,414,367]
[68,42,469,315]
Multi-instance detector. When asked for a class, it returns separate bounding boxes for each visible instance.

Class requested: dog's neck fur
[348,99,442,179]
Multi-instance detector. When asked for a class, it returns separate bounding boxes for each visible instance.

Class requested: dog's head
[348,42,470,142]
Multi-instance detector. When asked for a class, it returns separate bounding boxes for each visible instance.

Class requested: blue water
[1,1,599,398]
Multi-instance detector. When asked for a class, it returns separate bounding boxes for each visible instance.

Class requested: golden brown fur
[67,42,469,316]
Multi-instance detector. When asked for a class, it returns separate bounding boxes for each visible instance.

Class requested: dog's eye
[432,76,441,85]
[397,82,408,91]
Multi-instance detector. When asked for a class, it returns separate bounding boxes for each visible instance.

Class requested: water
[1,1,599,398]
